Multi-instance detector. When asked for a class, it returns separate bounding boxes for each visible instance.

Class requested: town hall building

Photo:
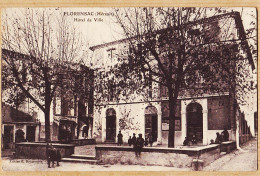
[90,12,255,146]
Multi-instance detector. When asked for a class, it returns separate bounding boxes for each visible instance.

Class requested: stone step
[61,157,99,164]
[1,151,15,157]
[70,154,96,160]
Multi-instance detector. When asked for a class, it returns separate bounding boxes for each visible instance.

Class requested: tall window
[107,48,116,59]
[61,91,75,116]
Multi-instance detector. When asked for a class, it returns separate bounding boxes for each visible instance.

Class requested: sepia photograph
[1,7,257,172]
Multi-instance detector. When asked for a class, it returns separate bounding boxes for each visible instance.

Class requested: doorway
[58,120,76,142]
[145,106,158,142]
[186,103,203,143]
[26,126,36,142]
[145,115,158,142]
[3,126,14,149]
[106,109,116,141]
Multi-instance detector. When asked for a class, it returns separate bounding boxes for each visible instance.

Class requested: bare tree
[103,7,256,147]
[2,8,89,142]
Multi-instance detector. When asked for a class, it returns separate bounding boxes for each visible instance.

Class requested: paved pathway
[203,138,257,171]
[1,157,189,171]
[2,139,257,171]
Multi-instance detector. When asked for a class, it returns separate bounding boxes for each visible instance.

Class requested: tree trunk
[44,75,52,142]
[45,105,51,142]
[168,86,176,148]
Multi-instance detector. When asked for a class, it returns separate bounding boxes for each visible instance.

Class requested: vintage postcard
[0,5,258,174]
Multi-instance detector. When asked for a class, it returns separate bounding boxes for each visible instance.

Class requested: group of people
[117,131,146,158]
[183,128,229,146]
[144,133,154,147]
[183,134,198,146]
[213,128,229,144]
[46,143,61,168]
[130,133,145,158]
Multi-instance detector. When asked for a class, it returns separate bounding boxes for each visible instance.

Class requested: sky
[60,7,257,47]
[61,7,257,113]
[60,8,123,47]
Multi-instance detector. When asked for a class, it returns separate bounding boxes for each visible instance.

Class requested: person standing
[148,133,153,147]
[49,144,55,168]
[117,131,123,146]
[46,143,51,168]
[128,136,132,146]
[83,125,89,139]
[135,134,144,158]
[132,133,137,148]
[144,135,148,147]
[55,149,61,166]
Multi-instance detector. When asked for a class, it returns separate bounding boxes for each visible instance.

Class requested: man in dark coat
[215,132,223,144]
[135,134,144,158]
[132,133,137,148]
[117,131,123,146]
[46,143,52,168]
[183,137,189,146]
[55,148,61,166]
[222,128,229,142]
[128,136,132,146]
[144,135,148,147]
[49,144,56,167]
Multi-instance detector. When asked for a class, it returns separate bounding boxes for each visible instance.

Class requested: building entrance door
[186,103,203,143]
[3,126,14,149]
[106,115,116,141]
[145,115,158,142]
[26,126,36,142]
[106,108,116,141]
[145,106,158,142]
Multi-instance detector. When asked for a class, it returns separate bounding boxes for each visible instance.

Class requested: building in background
[90,12,255,146]
[52,65,95,142]
[1,103,40,150]
[2,49,95,143]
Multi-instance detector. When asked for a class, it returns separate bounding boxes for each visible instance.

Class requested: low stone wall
[71,139,96,146]
[96,146,194,168]
[198,144,221,166]
[35,139,96,146]
[15,142,75,159]
[95,142,236,169]
[220,141,236,153]
[96,145,215,168]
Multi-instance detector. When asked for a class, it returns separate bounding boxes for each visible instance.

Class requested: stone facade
[93,94,235,146]
[90,12,254,147]
[2,104,41,150]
